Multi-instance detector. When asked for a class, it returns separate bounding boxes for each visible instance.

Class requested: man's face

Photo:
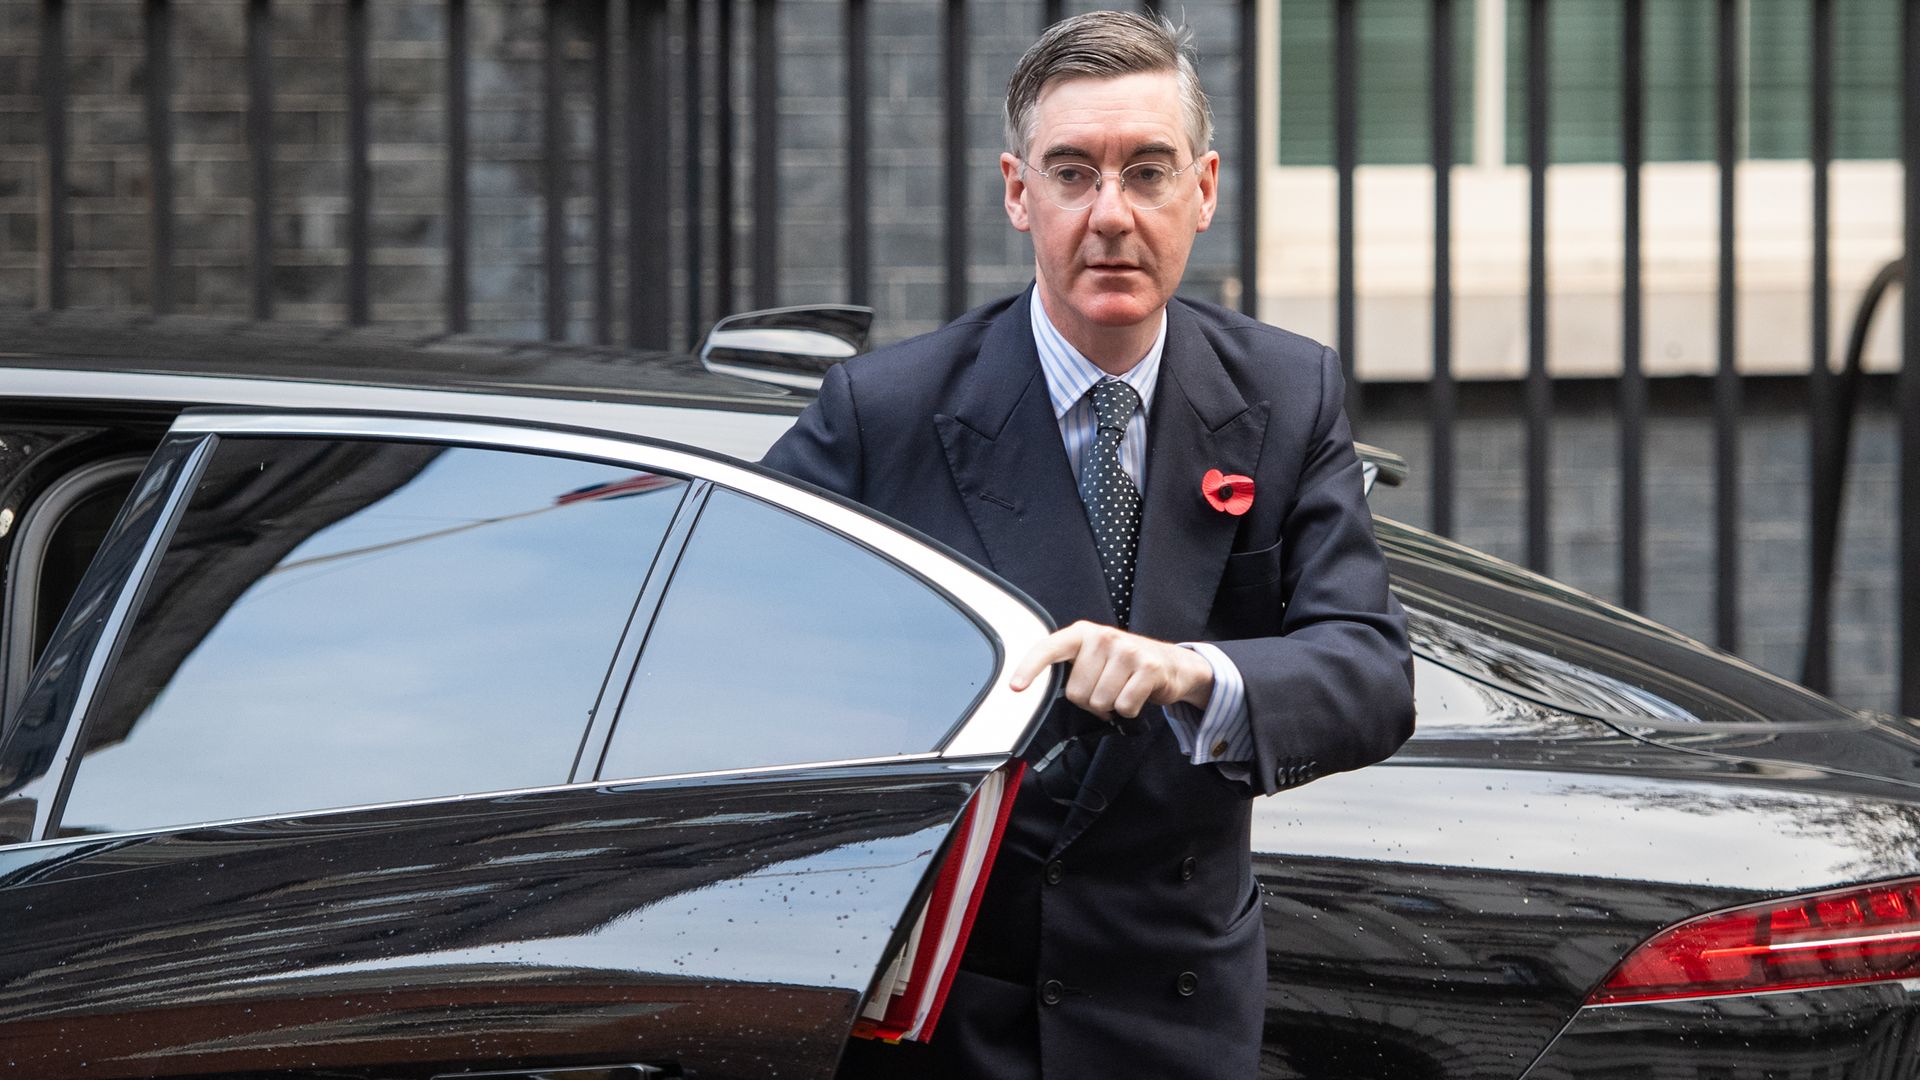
[1001,71,1219,344]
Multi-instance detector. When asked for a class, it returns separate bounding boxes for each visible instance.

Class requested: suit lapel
[933,290,1115,631]
[1055,301,1272,852]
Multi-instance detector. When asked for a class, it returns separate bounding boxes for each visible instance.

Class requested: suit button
[1176,971,1199,996]
[1044,859,1065,885]
[1179,856,1196,881]
[1041,979,1064,1006]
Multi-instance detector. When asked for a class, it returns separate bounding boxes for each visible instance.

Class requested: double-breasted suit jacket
[763,288,1415,1080]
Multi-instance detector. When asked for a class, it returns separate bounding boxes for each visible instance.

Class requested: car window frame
[1,453,149,721]
[14,410,1053,847]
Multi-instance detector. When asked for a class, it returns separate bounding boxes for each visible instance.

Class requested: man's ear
[1193,151,1221,233]
[1002,153,1032,233]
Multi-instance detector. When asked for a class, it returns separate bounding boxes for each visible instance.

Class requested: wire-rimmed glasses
[1018,157,1200,212]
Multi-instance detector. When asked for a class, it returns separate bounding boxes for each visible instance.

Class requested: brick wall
[1,0,1252,342]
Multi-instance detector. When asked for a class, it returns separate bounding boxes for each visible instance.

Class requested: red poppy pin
[1202,468,1255,516]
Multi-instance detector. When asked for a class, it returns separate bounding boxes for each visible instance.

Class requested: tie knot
[1089,378,1141,433]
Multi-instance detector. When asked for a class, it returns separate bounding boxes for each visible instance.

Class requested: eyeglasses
[1019,158,1200,212]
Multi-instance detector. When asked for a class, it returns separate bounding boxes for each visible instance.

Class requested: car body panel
[1248,626,1920,1079]
[0,762,990,1079]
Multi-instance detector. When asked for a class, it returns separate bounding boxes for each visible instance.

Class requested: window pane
[58,439,686,836]
[1278,0,1475,167]
[1504,0,1716,165]
[600,489,995,778]
[1749,0,1897,160]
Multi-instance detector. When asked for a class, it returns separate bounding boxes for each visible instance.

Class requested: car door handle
[435,1060,675,1068]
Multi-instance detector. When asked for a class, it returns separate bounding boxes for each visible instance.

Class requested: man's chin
[1067,286,1165,329]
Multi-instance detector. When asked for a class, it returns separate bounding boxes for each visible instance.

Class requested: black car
[1,310,1918,1079]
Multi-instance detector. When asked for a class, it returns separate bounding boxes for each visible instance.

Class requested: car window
[55,437,687,837]
[597,487,996,778]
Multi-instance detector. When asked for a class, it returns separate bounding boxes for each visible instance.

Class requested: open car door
[0,414,1054,1080]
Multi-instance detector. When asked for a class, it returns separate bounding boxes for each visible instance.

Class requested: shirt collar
[1029,291,1167,421]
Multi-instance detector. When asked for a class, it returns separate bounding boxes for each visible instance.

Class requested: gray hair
[1003,10,1214,159]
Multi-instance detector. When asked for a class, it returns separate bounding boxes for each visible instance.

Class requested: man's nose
[1088,174,1134,233]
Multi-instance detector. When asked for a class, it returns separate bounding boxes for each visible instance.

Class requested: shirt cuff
[1164,642,1253,765]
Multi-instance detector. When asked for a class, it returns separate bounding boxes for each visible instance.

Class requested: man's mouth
[1086,261,1140,271]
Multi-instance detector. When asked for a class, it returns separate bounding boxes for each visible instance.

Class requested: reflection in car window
[599,488,995,778]
[57,438,686,836]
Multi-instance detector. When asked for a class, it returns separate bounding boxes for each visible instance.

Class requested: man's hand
[1008,620,1214,725]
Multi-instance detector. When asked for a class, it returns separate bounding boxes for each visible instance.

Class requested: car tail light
[1589,876,1920,1005]
[852,761,1024,1043]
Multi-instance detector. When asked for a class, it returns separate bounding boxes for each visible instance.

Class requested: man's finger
[1111,668,1156,719]
[1084,651,1136,717]
[1007,624,1089,691]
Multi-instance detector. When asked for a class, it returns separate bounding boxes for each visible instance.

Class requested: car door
[0,413,1052,1080]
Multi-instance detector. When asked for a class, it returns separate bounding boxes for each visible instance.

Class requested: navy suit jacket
[763,289,1414,1080]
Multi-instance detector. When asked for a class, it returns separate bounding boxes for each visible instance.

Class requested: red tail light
[1589,876,1920,1005]
[853,761,1024,1043]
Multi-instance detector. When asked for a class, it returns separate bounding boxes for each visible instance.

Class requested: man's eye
[1052,165,1095,186]
[1129,164,1172,184]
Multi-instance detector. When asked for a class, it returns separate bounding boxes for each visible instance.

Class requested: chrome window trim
[33,436,215,841]
[0,367,797,461]
[1,454,147,720]
[1,753,1002,854]
[167,412,1053,762]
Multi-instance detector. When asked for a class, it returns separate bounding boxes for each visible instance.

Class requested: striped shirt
[1029,295,1252,766]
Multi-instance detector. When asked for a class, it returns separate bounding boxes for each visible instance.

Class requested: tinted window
[57,438,686,836]
[599,489,995,778]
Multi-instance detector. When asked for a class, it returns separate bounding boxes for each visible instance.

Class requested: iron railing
[17,0,1920,715]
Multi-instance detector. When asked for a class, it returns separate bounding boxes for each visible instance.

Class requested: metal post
[1334,0,1359,422]
[591,0,614,345]
[247,0,273,320]
[1713,0,1740,650]
[717,0,736,314]
[682,0,704,344]
[144,0,174,315]
[1805,0,1835,689]
[1901,0,1920,715]
[629,0,672,349]
[447,0,469,332]
[752,0,778,311]
[1238,0,1259,319]
[545,0,569,340]
[846,0,869,305]
[944,0,968,319]
[346,0,370,324]
[1620,0,1645,609]
[39,0,69,310]
[1430,0,1454,537]
[1525,0,1550,574]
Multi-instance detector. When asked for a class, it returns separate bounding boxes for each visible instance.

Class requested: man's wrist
[1175,642,1215,710]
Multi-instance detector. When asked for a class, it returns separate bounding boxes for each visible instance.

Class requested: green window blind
[1504,0,1897,165]
[1278,0,1476,166]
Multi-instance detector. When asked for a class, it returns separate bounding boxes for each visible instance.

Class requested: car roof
[0,309,810,415]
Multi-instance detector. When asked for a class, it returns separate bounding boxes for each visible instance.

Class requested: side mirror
[699,304,876,392]
[1355,443,1407,497]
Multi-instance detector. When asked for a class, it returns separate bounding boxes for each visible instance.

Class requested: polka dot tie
[1083,378,1143,628]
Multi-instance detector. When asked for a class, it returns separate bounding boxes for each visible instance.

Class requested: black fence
[19,0,1920,715]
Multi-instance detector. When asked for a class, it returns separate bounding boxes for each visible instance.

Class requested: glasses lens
[1121,162,1177,209]
[1046,163,1099,210]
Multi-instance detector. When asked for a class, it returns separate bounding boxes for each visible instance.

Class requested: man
[764,12,1414,1078]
